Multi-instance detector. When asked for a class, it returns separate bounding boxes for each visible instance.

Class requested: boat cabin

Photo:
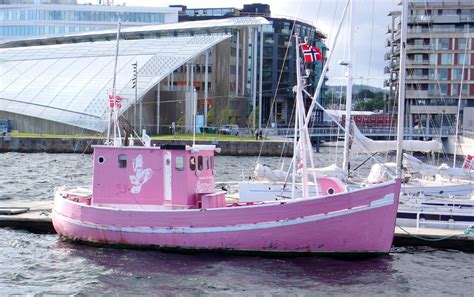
[90,144,223,209]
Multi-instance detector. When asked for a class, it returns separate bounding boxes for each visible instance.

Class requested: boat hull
[402,181,473,197]
[52,180,401,254]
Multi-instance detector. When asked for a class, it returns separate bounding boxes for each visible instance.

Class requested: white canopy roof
[0,34,230,131]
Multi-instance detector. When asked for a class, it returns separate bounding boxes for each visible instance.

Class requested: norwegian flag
[108,94,125,109]
[301,43,322,63]
[462,154,474,170]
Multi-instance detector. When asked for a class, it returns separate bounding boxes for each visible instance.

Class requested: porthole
[98,156,105,164]
[327,188,335,195]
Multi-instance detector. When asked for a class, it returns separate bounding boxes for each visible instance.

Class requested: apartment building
[386,0,474,134]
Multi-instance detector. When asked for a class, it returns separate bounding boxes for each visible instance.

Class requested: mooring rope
[396,225,474,242]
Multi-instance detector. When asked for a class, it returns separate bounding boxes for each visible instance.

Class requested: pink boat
[52,143,401,254]
[52,24,402,255]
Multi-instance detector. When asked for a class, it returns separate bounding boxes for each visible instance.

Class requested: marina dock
[0,200,54,234]
[1,200,473,251]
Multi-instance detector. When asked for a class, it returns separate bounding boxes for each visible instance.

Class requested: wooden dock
[0,200,54,233]
[393,226,474,252]
[1,200,473,251]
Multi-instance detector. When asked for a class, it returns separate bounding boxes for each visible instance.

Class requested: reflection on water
[0,151,472,295]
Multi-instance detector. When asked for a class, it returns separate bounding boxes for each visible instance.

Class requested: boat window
[98,156,105,164]
[190,156,196,171]
[175,156,184,171]
[198,156,203,171]
[205,156,209,170]
[118,154,127,168]
[210,156,214,169]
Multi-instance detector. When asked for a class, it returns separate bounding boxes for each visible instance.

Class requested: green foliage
[218,107,235,126]
[246,107,259,128]
[354,97,385,111]
[207,109,215,125]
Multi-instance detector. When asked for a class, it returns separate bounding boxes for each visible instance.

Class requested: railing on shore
[262,127,454,138]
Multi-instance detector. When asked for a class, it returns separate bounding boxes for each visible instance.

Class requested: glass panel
[175,156,184,171]
[198,156,203,171]
[190,157,196,171]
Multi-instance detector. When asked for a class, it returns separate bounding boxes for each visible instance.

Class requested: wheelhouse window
[175,156,184,171]
[190,156,196,171]
[118,154,127,168]
[198,156,203,171]
[206,156,210,170]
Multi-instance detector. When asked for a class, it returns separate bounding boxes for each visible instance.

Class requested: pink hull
[52,180,401,254]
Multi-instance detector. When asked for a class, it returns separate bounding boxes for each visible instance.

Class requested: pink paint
[52,144,402,254]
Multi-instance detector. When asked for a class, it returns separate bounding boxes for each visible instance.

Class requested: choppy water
[0,150,472,295]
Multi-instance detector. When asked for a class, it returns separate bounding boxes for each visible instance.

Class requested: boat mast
[395,0,407,177]
[453,28,469,167]
[106,19,122,145]
[342,0,354,175]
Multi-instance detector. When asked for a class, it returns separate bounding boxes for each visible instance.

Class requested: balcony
[406,44,431,51]
[408,15,433,23]
[406,75,429,81]
[384,52,392,61]
[406,59,429,66]
[406,90,428,98]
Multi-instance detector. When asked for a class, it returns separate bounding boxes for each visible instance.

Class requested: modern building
[385,0,474,135]
[0,0,179,39]
[173,3,327,128]
[0,17,269,134]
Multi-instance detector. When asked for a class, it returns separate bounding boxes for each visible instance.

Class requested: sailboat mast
[453,28,469,167]
[342,0,354,175]
[396,0,408,178]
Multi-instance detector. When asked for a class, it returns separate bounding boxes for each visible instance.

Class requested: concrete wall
[0,136,293,156]
[0,111,97,135]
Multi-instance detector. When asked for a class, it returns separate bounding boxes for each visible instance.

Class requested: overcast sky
[80,0,401,88]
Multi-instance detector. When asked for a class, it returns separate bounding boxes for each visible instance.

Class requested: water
[0,150,472,295]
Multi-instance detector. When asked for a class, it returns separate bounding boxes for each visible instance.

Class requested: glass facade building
[0,1,179,39]
[175,4,327,127]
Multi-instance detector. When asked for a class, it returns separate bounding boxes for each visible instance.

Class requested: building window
[231,47,237,57]
[429,54,437,65]
[457,53,469,65]
[452,84,468,96]
[437,68,448,80]
[453,68,464,80]
[440,54,452,65]
[437,38,449,50]
[458,38,468,49]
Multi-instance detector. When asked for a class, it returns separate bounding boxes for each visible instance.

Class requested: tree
[218,107,235,126]
[246,107,259,129]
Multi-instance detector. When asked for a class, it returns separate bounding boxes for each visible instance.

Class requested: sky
[80,0,401,88]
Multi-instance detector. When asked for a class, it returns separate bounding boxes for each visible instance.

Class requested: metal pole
[259,27,263,131]
[156,83,160,135]
[204,51,209,126]
[252,27,258,130]
[342,0,354,175]
[396,0,408,177]
[133,62,137,131]
[235,30,240,96]
[242,28,247,97]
